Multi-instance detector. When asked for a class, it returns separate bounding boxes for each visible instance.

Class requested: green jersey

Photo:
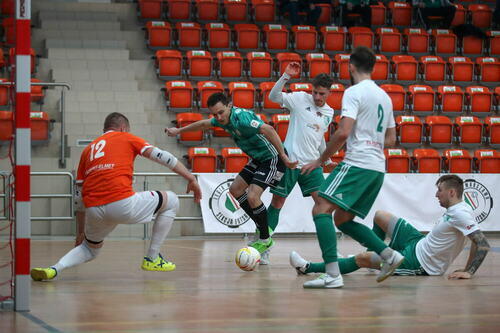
[210,106,278,162]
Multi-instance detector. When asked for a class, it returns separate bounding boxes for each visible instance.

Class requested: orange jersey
[76,131,152,207]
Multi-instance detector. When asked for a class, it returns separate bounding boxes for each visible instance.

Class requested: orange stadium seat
[412,148,441,173]
[255,113,269,123]
[388,1,412,26]
[329,150,345,167]
[392,55,418,83]
[469,4,492,29]
[259,82,283,112]
[164,80,194,111]
[404,28,430,55]
[30,112,50,143]
[276,52,302,79]
[474,149,500,173]
[349,26,374,49]
[155,50,183,80]
[371,1,387,26]
[317,4,332,25]
[496,87,500,113]
[466,86,492,116]
[0,78,10,108]
[217,51,243,80]
[196,0,219,22]
[290,82,312,93]
[175,113,204,143]
[381,84,406,114]
[376,27,402,54]
[0,49,6,71]
[448,56,474,84]
[167,0,191,20]
[272,114,290,141]
[487,31,500,56]
[186,50,213,80]
[372,54,390,82]
[334,53,351,82]
[385,148,410,173]
[145,21,172,49]
[484,116,500,147]
[320,26,347,54]
[454,116,482,146]
[197,81,224,111]
[247,52,273,81]
[451,4,466,27]
[420,55,446,83]
[327,83,345,112]
[462,35,485,57]
[476,57,500,85]
[396,115,422,146]
[263,24,289,52]
[139,0,164,19]
[431,29,457,56]
[425,115,453,147]
[408,85,435,115]
[206,23,231,51]
[292,25,317,53]
[0,111,13,141]
[234,24,260,50]
[221,147,250,172]
[31,78,44,104]
[252,0,276,23]
[443,149,472,173]
[224,0,248,22]
[437,85,464,114]
[209,114,231,137]
[306,53,331,79]
[187,147,217,172]
[176,22,202,49]
[229,82,255,109]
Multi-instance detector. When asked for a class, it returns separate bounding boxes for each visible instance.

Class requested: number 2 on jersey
[90,140,106,161]
[376,104,384,133]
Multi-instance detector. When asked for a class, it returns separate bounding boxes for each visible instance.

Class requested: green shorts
[389,218,428,275]
[319,162,384,219]
[271,167,324,197]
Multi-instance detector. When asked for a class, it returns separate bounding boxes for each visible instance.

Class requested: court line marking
[20,312,63,333]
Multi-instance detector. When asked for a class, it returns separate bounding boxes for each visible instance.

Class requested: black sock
[236,193,255,221]
[252,203,269,239]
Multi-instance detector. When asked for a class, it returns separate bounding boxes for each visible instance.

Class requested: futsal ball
[235,247,261,271]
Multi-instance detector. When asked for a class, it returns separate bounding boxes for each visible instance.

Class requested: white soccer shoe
[376,251,405,283]
[289,251,309,275]
[303,273,344,289]
[260,250,270,265]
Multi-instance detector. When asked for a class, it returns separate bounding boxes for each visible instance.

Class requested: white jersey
[341,80,395,173]
[280,91,334,168]
[416,201,479,276]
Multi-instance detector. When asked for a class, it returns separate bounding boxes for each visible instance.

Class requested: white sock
[380,247,394,261]
[147,215,174,259]
[325,262,340,277]
[370,253,382,267]
[53,241,95,272]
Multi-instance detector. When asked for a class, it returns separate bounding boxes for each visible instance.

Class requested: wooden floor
[2,237,500,333]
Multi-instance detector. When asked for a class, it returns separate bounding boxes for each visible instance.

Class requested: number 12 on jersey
[90,140,106,161]
[377,104,384,133]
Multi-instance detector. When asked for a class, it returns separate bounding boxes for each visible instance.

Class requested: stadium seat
[420,55,446,83]
[0,111,13,141]
[443,149,472,173]
[271,114,290,141]
[196,0,219,22]
[466,86,492,116]
[408,85,435,115]
[451,4,466,27]
[145,21,172,49]
[476,57,500,86]
[176,22,202,49]
[437,85,464,114]
[484,116,500,147]
[431,29,457,56]
[391,55,418,84]
[247,52,272,81]
[30,112,50,143]
[290,82,312,93]
[454,116,482,147]
[327,83,345,112]
[328,150,345,168]
[396,115,422,147]
[0,78,10,108]
[496,86,500,113]
[376,27,402,54]
[155,50,183,80]
[469,4,492,29]
[256,113,269,123]
[388,1,412,26]
[217,51,243,81]
[224,0,248,22]
[252,0,276,23]
[348,26,374,49]
[164,80,194,111]
[187,147,217,172]
[197,81,224,111]
[229,82,255,109]
[320,26,347,54]
[371,1,387,26]
[425,115,453,147]
[292,25,317,53]
[186,50,213,80]
[167,0,191,20]
[412,148,441,173]
[221,147,250,172]
[263,24,289,52]
[234,24,260,51]
[138,0,164,19]
[276,52,302,79]
[462,34,485,57]
[474,149,500,173]
[31,78,44,105]
[372,54,390,82]
[305,53,331,79]
[404,28,430,55]
[380,84,406,114]
[334,53,351,83]
[487,31,500,56]
[385,148,410,173]
[317,4,332,25]
[175,113,204,144]
[448,56,474,84]
[205,23,231,51]
[259,82,283,112]
[0,49,6,71]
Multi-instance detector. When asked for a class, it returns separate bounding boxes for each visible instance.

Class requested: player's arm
[384,126,396,147]
[165,119,212,137]
[448,230,490,279]
[269,63,300,105]
[259,124,298,169]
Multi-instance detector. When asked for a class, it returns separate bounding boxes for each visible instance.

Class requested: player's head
[103,112,130,132]
[435,175,464,208]
[311,74,333,107]
[349,46,376,84]
[208,92,232,125]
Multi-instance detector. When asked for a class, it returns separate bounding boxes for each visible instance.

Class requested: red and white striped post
[14,0,31,312]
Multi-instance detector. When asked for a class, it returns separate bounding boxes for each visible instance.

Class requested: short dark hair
[207,92,230,108]
[312,73,334,89]
[349,46,376,74]
[436,174,464,198]
[103,112,129,131]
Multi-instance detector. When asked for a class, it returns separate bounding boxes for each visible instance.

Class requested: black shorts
[238,155,286,190]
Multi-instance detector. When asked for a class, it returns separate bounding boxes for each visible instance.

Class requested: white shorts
[85,191,161,242]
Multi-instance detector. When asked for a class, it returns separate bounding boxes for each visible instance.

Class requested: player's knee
[158,191,179,218]
[246,191,261,207]
[83,239,101,259]
[271,195,286,209]
[374,210,392,225]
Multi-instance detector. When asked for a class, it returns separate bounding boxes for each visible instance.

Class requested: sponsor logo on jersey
[209,180,250,228]
[250,120,260,128]
[464,179,493,224]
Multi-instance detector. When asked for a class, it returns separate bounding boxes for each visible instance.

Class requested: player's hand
[280,154,298,169]
[448,271,472,280]
[301,159,322,175]
[165,127,180,137]
[187,179,202,203]
[285,62,301,77]
[75,233,85,247]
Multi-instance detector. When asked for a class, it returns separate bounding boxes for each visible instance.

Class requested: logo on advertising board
[208,179,250,228]
[464,179,493,224]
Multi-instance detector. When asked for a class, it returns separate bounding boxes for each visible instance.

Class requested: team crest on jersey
[463,179,493,224]
[208,179,250,228]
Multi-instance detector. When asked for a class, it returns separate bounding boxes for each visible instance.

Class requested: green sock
[305,257,360,274]
[337,220,388,255]
[267,204,281,232]
[367,223,386,252]
[313,214,338,264]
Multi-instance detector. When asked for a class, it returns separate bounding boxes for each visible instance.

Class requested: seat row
[0,111,51,144]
